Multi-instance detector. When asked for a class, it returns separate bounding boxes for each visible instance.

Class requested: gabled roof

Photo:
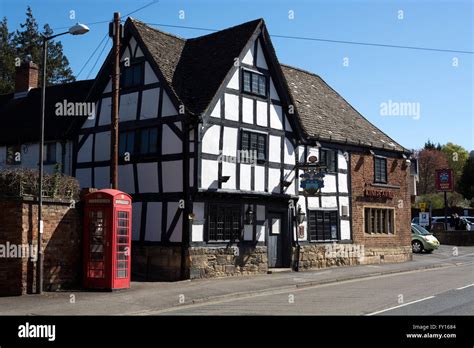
[130,18,262,116]
[281,64,406,153]
[0,80,94,145]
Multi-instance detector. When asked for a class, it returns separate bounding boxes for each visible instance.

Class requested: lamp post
[37,23,89,294]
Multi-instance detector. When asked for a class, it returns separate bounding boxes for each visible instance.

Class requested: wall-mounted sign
[299,155,325,195]
[435,169,454,192]
[364,189,394,199]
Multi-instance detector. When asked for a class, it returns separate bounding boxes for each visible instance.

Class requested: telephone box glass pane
[116,211,130,279]
[88,210,106,278]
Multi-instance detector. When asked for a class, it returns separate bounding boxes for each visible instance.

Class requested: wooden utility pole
[110,12,121,189]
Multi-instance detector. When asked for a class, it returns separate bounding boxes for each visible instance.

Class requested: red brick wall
[350,153,412,257]
[0,198,82,296]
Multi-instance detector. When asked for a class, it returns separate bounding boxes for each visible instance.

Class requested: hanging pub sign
[299,155,326,195]
[435,169,454,192]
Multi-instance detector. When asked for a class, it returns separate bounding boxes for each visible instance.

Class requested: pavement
[0,245,473,315]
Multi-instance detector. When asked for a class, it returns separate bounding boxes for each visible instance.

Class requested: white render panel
[321,174,336,193]
[104,79,112,93]
[77,135,93,163]
[222,127,238,156]
[135,45,144,58]
[256,100,267,127]
[256,224,265,242]
[144,61,159,84]
[161,91,177,117]
[256,205,265,220]
[285,115,293,132]
[282,169,295,195]
[243,225,253,241]
[338,151,348,170]
[119,92,138,122]
[240,164,252,190]
[192,224,204,242]
[224,94,239,121]
[162,160,183,192]
[129,37,137,57]
[193,202,205,220]
[256,40,268,69]
[339,196,350,217]
[82,101,99,128]
[121,45,131,62]
[269,79,279,101]
[284,138,295,165]
[118,164,135,194]
[98,97,111,126]
[242,45,254,65]
[137,162,159,193]
[297,196,307,241]
[338,173,348,193]
[242,97,253,124]
[94,131,111,162]
[268,167,281,193]
[340,220,351,240]
[210,99,220,118]
[202,125,220,155]
[94,166,109,189]
[298,145,305,163]
[227,69,239,90]
[76,168,91,188]
[140,88,159,119]
[167,202,183,242]
[145,202,162,242]
[221,161,236,190]
[201,159,218,189]
[269,135,281,163]
[132,202,142,241]
[255,165,265,192]
[307,197,320,209]
[269,104,283,130]
[321,196,338,208]
[162,124,182,155]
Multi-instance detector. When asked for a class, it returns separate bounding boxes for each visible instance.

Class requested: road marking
[456,283,474,290]
[366,296,435,316]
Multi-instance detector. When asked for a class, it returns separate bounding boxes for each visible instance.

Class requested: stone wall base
[187,245,268,279]
[132,245,183,281]
[359,246,412,265]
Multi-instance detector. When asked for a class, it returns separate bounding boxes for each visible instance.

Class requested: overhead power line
[86,36,110,79]
[76,33,108,79]
[145,22,474,55]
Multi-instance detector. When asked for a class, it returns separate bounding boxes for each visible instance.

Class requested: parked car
[411,223,440,253]
[413,216,472,231]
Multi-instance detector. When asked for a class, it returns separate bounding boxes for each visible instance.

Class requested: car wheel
[412,240,423,253]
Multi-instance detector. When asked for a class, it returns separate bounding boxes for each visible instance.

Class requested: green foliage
[415,192,468,209]
[0,168,80,200]
[441,142,469,189]
[459,156,474,200]
[0,6,75,94]
[424,139,442,151]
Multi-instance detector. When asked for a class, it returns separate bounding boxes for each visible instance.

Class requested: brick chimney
[15,61,39,93]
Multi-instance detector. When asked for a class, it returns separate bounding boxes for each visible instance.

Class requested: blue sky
[1,0,473,151]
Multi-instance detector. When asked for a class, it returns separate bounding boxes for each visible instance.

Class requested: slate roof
[281,64,406,152]
[0,80,94,145]
[130,18,262,116]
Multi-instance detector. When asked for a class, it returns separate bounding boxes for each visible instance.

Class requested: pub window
[241,130,266,162]
[6,145,21,165]
[374,157,387,183]
[207,204,241,242]
[118,130,135,157]
[364,208,394,234]
[320,149,337,172]
[242,69,267,97]
[121,62,144,88]
[139,128,158,155]
[308,210,339,241]
[44,143,57,163]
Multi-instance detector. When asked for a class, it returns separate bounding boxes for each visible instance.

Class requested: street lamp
[37,23,89,294]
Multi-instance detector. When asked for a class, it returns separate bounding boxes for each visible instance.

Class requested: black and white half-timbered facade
[74,18,413,280]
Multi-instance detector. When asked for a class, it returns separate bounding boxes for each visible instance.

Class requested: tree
[459,154,474,200]
[424,140,442,151]
[416,149,449,195]
[0,17,16,94]
[441,142,469,190]
[0,6,75,93]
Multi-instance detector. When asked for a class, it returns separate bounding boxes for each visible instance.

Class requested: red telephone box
[83,189,132,290]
